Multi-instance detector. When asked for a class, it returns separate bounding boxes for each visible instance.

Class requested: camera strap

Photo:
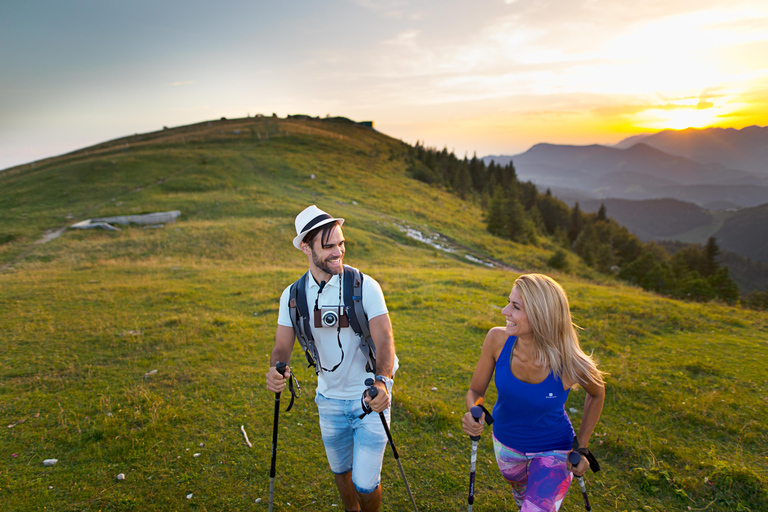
[289,266,376,375]
[289,271,346,374]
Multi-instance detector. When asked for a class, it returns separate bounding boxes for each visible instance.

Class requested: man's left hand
[365,380,390,413]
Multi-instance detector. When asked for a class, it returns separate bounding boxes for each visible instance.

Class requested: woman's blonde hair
[513,273,604,387]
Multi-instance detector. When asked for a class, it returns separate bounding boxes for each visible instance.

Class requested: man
[266,205,397,512]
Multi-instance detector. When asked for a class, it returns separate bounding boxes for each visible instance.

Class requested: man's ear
[300,240,312,257]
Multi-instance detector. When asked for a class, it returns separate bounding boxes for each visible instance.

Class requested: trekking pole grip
[568,450,591,511]
[568,450,582,468]
[364,377,378,399]
[275,362,287,377]
[469,405,483,442]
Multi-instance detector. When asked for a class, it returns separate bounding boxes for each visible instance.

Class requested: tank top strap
[498,336,517,369]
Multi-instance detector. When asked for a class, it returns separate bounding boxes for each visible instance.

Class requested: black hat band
[301,213,333,233]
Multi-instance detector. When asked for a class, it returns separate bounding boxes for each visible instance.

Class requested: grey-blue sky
[2,0,767,170]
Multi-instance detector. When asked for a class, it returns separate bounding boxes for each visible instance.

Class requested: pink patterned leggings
[492,434,573,512]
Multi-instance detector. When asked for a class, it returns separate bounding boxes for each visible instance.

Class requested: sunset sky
[2,0,767,170]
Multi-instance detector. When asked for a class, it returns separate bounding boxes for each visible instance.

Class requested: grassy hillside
[1,116,766,511]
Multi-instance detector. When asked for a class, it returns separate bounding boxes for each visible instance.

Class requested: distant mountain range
[614,125,768,177]
[482,125,768,272]
[576,198,713,241]
[483,125,768,209]
[713,203,768,265]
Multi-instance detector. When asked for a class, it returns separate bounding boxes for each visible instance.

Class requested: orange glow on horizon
[633,106,722,131]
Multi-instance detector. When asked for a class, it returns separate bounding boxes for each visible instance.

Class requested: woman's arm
[462,327,504,437]
[569,373,605,476]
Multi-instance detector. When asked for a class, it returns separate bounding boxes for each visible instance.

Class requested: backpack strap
[289,272,322,374]
[343,265,376,374]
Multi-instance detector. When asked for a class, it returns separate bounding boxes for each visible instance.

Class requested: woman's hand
[567,450,589,477]
[462,410,486,437]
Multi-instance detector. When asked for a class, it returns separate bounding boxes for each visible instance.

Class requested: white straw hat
[292,205,344,249]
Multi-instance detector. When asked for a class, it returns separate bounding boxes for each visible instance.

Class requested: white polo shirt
[278,270,395,400]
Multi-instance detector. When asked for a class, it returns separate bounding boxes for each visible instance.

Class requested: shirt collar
[306,271,341,291]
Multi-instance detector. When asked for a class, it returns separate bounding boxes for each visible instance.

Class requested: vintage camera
[314,305,349,328]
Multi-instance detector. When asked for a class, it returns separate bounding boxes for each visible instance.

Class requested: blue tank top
[492,336,574,452]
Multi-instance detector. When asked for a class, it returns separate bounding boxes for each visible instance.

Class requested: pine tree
[486,187,508,237]
[505,195,528,242]
[597,203,607,221]
[704,236,720,277]
[568,202,584,243]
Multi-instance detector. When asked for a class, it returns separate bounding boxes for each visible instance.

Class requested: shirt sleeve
[362,274,388,320]
[276,284,293,327]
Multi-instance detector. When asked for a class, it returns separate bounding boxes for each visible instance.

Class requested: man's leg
[351,409,389,512]
[334,471,361,512]
[316,394,358,510]
[357,484,382,512]
[332,468,381,512]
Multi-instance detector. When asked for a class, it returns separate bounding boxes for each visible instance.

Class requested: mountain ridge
[482,125,768,274]
[614,125,768,176]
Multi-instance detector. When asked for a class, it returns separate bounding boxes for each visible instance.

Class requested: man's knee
[354,481,380,495]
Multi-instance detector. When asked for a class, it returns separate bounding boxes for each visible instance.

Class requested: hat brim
[293,217,344,249]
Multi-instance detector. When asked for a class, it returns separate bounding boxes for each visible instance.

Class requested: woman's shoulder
[480,327,509,363]
[485,327,510,348]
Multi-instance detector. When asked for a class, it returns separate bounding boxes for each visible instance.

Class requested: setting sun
[2,1,768,170]
[633,105,724,130]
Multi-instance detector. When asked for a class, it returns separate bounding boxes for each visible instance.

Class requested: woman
[462,273,605,511]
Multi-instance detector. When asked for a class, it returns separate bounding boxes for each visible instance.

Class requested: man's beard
[311,248,342,275]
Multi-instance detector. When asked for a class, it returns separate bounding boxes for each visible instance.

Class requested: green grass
[1,117,766,511]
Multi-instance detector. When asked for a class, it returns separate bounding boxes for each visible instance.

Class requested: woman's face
[502,286,531,339]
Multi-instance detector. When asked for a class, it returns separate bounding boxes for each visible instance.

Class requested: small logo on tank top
[545,392,557,399]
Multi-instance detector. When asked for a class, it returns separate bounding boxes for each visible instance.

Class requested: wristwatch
[375,375,393,392]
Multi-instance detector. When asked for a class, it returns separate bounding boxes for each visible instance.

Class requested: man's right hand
[266,365,291,393]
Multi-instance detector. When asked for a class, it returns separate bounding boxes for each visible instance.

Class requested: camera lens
[322,311,338,327]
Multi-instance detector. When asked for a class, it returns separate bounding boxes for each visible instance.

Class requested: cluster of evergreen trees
[406,142,740,304]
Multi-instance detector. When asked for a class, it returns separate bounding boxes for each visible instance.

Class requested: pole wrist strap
[478,404,494,425]
[285,373,301,412]
[572,437,601,473]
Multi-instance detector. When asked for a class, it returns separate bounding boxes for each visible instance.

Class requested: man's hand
[364,380,390,413]
[266,365,290,393]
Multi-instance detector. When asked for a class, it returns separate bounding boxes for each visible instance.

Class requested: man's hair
[302,221,341,249]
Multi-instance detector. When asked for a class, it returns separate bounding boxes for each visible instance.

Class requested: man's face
[306,224,345,277]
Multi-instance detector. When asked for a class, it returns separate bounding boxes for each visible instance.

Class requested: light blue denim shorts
[314,392,390,494]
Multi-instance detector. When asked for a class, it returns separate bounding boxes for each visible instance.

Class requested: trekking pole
[568,450,592,511]
[364,379,418,512]
[268,362,287,512]
[467,405,483,512]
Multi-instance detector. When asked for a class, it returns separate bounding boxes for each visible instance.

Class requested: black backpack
[288,265,376,375]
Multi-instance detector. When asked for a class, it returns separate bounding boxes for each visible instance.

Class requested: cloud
[381,30,420,46]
